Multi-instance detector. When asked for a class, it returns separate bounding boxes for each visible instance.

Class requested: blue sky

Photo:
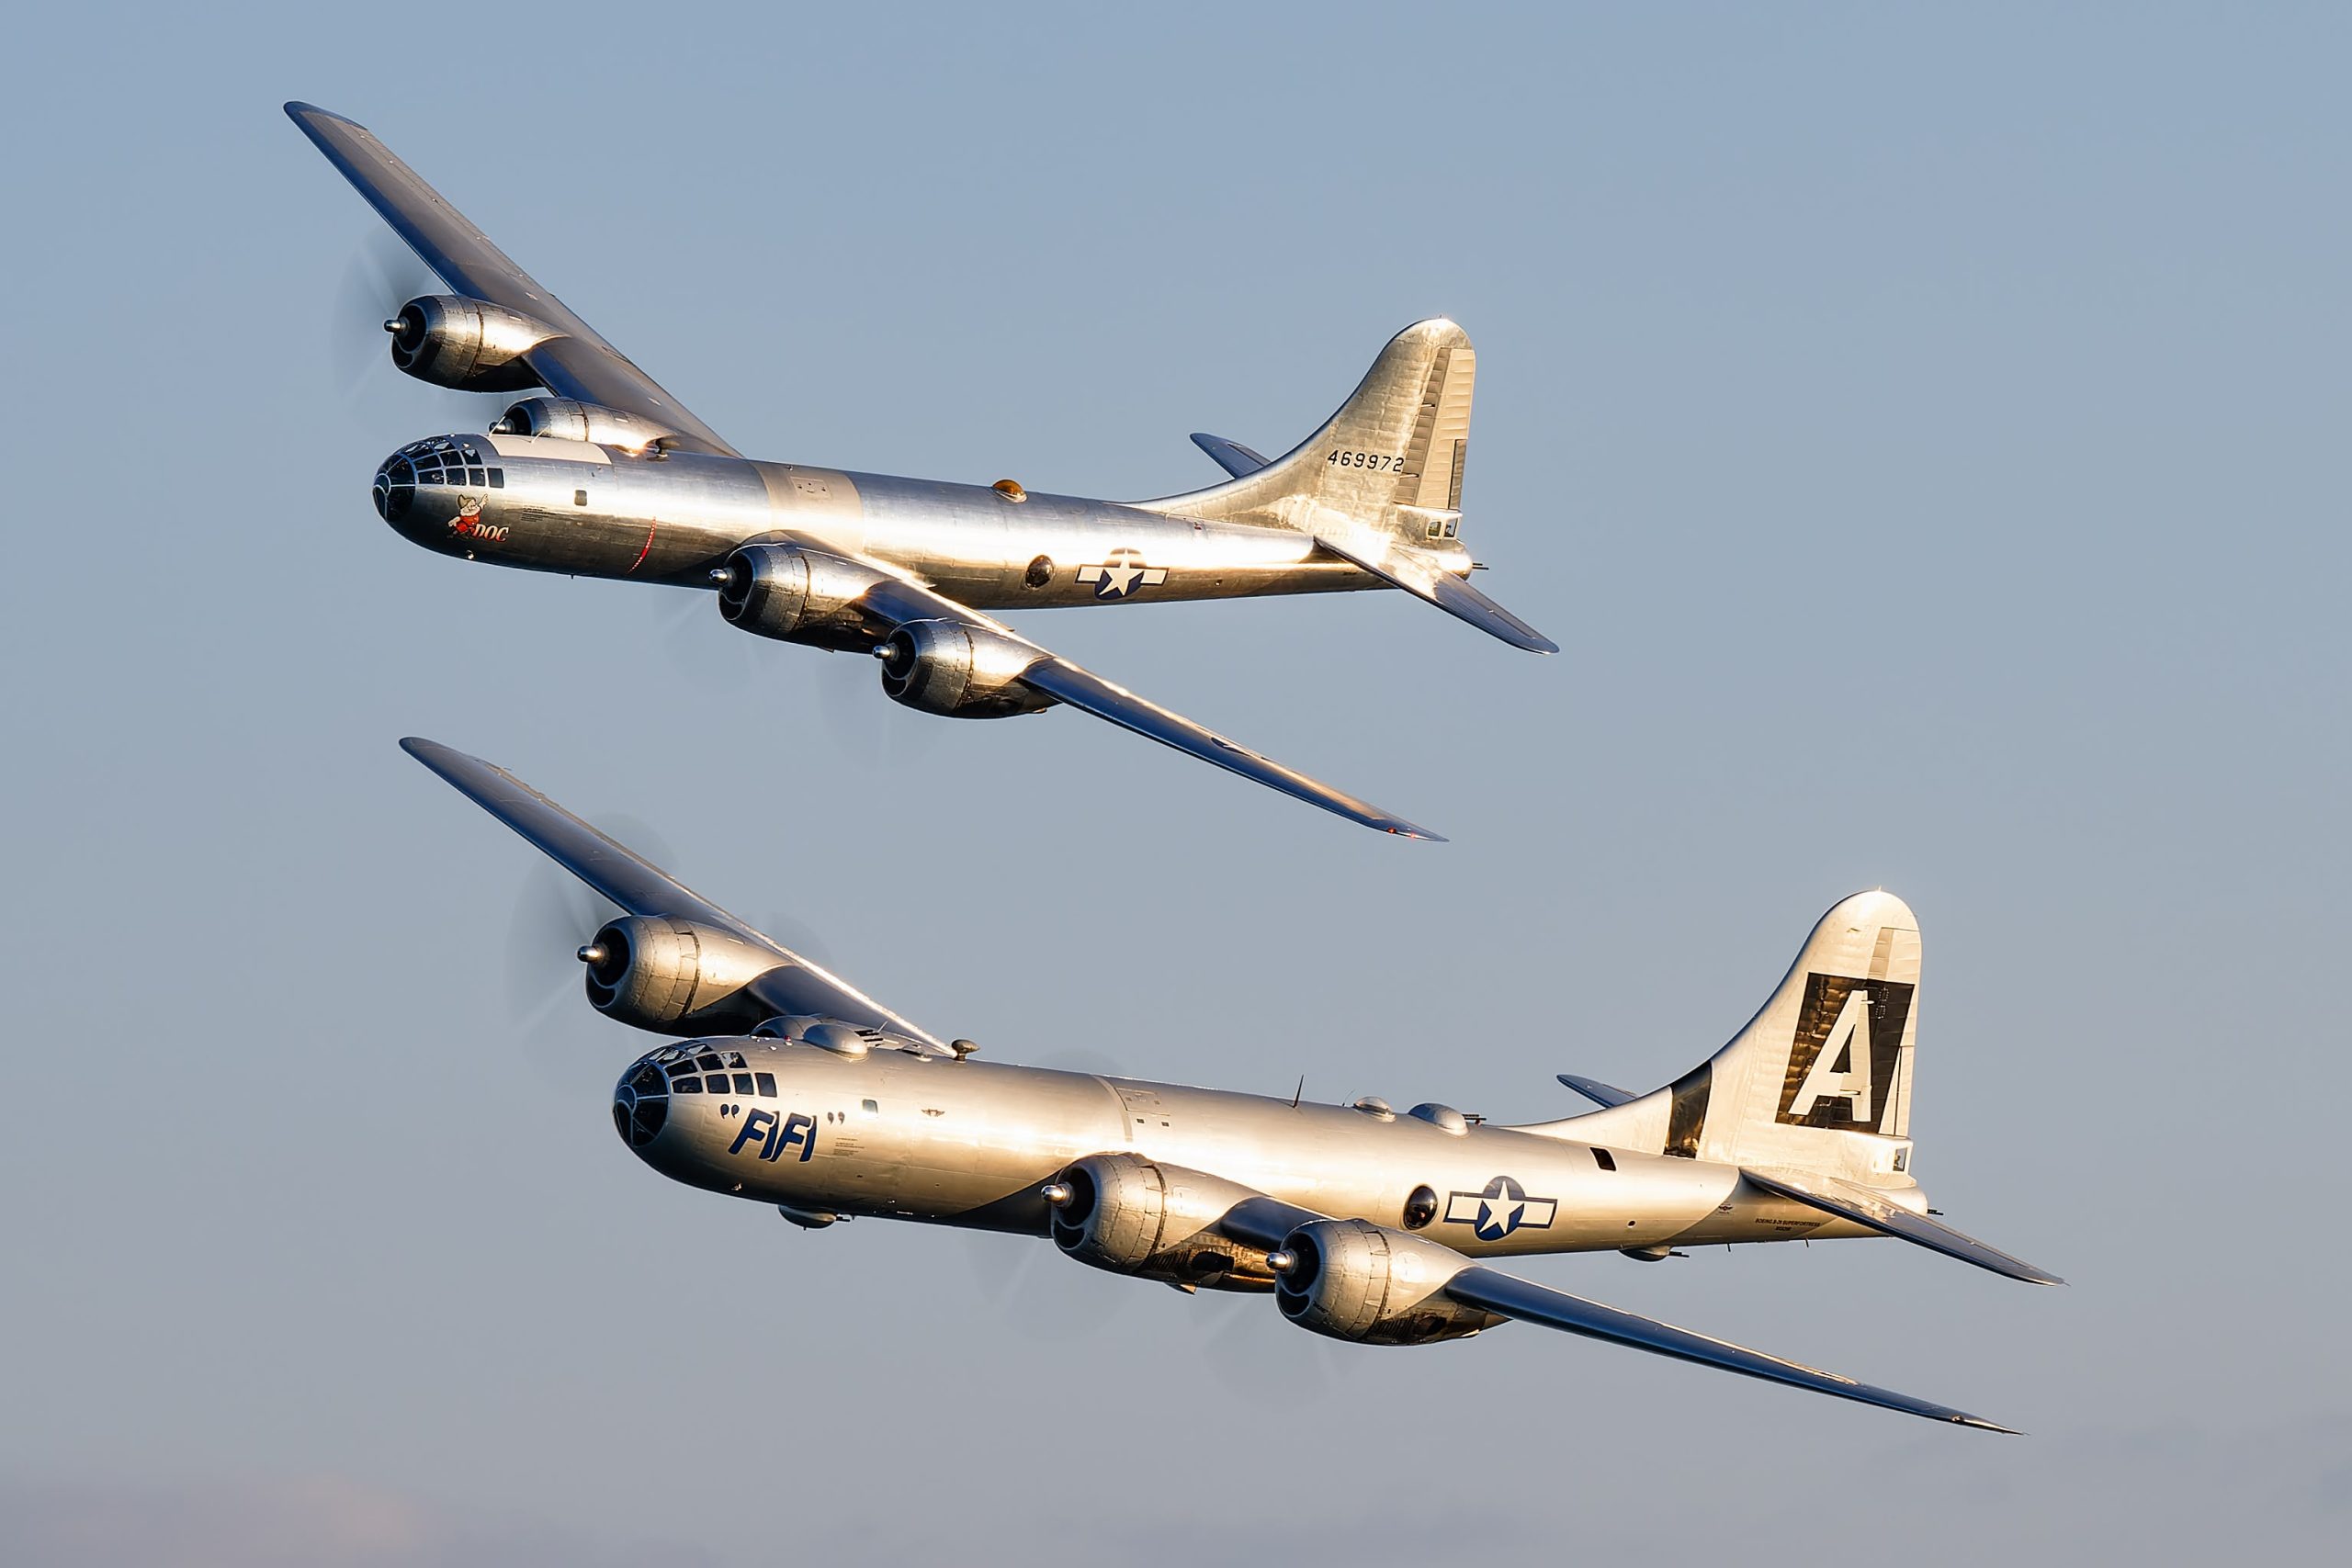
[2,4,2346,1563]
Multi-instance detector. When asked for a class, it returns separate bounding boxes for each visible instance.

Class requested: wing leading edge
[1216,1194,2012,1430]
[820,544,1442,840]
[284,101,737,457]
[401,738,943,1047]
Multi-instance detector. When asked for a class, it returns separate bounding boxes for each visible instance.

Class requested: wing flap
[285,102,738,457]
[1739,1168,2064,1286]
[401,738,942,1046]
[1313,531,1557,654]
[1442,1265,2015,1431]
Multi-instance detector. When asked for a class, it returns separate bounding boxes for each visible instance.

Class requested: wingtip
[1388,825,1449,844]
[1957,1416,2026,1436]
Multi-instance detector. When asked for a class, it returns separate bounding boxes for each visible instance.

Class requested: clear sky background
[3,4,2346,1563]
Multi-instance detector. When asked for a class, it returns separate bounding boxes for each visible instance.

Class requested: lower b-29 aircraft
[406,737,2057,1431]
[290,101,1562,841]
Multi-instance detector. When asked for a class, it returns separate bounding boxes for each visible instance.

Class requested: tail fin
[1143,319,1477,548]
[1533,891,1925,1185]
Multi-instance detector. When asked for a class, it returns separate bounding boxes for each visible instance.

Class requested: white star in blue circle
[1476,1176,1530,1240]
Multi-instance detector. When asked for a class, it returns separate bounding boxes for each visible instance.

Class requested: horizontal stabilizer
[1313,533,1557,654]
[1442,1265,2016,1432]
[1556,1073,1636,1109]
[1741,1168,2064,1286]
[1191,432,1272,479]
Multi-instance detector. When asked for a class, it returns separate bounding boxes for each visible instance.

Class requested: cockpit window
[725,1051,747,1069]
[755,1073,777,1098]
[671,1077,702,1093]
[696,1054,723,1072]
[731,1073,755,1096]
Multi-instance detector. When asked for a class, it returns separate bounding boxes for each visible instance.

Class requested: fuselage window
[731,1073,755,1096]
[1591,1147,1617,1171]
[755,1073,777,1098]
[1402,1185,1439,1230]
[859,1099,878,1117]
[573,489,589,507]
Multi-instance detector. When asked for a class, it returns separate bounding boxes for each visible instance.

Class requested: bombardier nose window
[375,442,502,522]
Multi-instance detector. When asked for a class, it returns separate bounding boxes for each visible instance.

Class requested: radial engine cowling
[582,916,780,1036]
[387,295,558,392]
[878,619,1054,718]
[492,397,677,453]
[1273,1219,1504,1346]
[1047,1155,1278,1292]
[715,543,887,651]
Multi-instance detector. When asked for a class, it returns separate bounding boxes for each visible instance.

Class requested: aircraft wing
[1216,1200,2010,1430]
[284,102,740,457]
[813,546,1442,839]
[401,737,945,1048]
[1740,1167,2064,1286]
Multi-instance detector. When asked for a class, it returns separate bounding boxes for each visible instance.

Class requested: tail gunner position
[406,738,2059,1432]
[290,102,1559,840]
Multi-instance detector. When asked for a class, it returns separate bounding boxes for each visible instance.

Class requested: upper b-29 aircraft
[288,102,1556,840]
[405,737,2057,1431]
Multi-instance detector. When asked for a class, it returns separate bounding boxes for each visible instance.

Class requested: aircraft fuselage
[615,1038,1894,1262]
[373,431,1414,610]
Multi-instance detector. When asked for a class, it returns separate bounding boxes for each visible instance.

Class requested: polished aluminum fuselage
[629,1040,1880,1256]
[381,431,1399,608]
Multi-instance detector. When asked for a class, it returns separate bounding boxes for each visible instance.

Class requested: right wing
[1212,1200,2012,1430]
[401,737,945,1049]
[805,541,1442,840]
[285,101,739,457]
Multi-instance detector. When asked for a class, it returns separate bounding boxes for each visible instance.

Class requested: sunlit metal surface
[412,739,2053,1430]
[291,100,1557,836]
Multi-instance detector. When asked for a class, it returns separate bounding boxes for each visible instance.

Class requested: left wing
[285,102,739,457]
[401,736,946,1049]
[793,539,1443,839]
[1216,1201,2012,1430]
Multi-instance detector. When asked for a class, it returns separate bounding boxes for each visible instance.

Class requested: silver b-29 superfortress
[288,102,1557,840]
[406,738,2057,1432]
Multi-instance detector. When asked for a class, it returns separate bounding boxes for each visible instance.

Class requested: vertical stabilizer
[1142,319,1476,549]
[1528,892,1925,1185]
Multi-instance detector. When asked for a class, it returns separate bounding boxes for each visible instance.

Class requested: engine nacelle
[714,543,887,651]
[582,916,780,1036]
[1273,1220,1503,1346]
[492,396,677,453]
[877,619,1054,718]
[1046,1155,1278,1292]
[386,295,557,392]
